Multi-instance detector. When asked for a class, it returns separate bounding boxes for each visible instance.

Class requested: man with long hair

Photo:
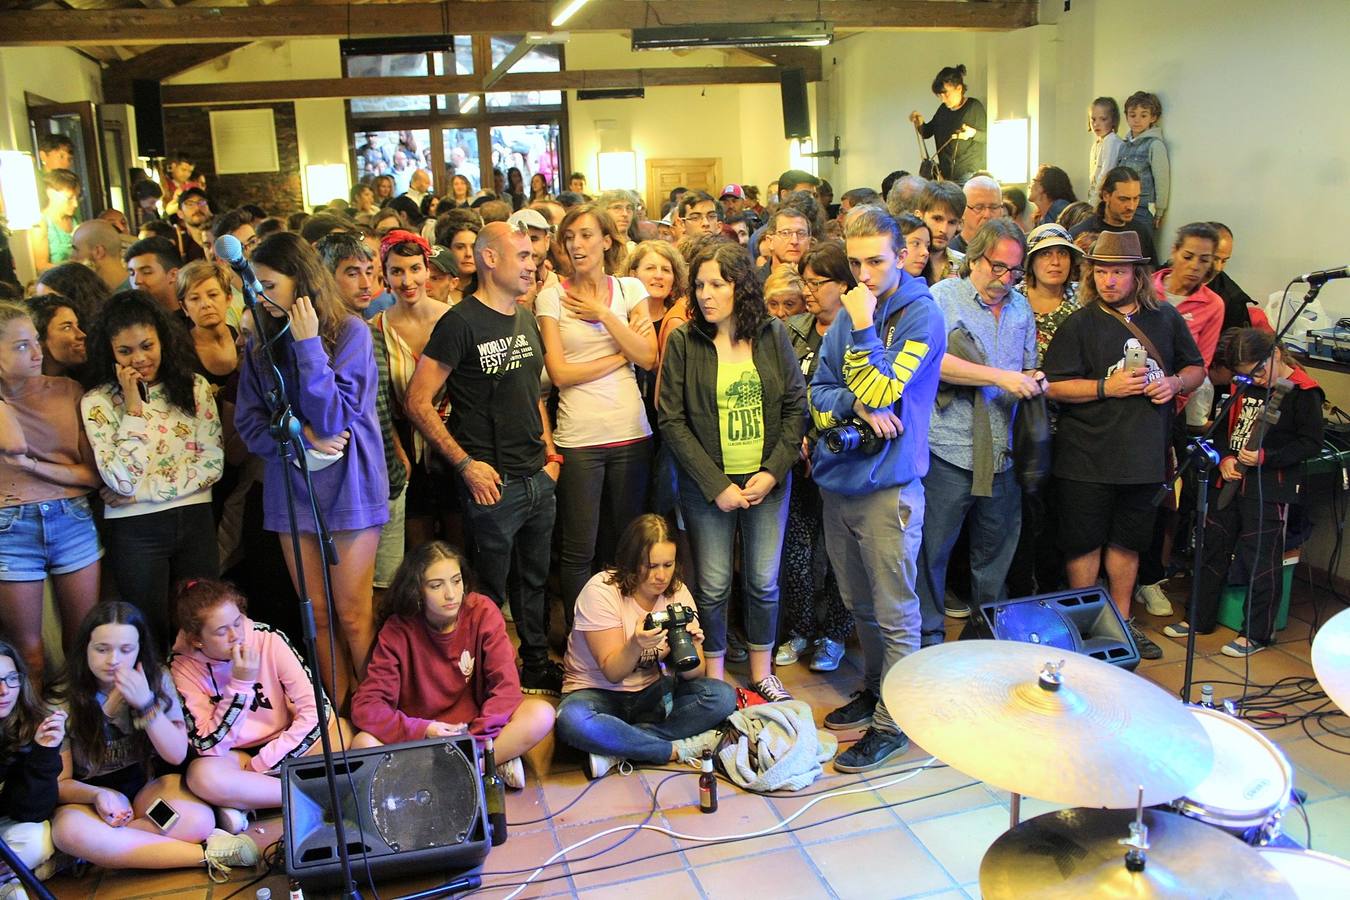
[1043,231,1204,659]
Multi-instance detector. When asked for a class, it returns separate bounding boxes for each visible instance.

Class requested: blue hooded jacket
[808,272,945,495]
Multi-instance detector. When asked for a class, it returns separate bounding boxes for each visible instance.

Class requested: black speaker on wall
[282,736,491,889]
[131,79,166,159]
[959,587,1141,670]
[780,67,810,140]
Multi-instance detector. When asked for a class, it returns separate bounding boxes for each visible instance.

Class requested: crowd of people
[0,66,1325,890]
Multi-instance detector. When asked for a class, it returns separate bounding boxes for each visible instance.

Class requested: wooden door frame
[27,96,108,219]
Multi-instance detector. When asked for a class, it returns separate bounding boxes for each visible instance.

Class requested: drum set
[880,611,1350,899]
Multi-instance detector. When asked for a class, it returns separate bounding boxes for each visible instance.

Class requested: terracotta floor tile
[664,793,796,866]
[769,782,898,836]
[1211,646,1317,684]
[875,763,996,825]
[907,805,1011,885]
[556,820,683,890]
[540,766,660,827]
[1132,656,1240,698]
[805,823,953,897]
[1302,795,1350,859]
[1283,732,1350,793]
[575,868,703,900]
[689,846,826,900]
[477,825,568,888]
[506,779,554,834]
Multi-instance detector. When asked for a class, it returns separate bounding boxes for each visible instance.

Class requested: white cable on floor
[493,756,940,900]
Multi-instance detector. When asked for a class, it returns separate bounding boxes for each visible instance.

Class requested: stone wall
[162,102,304,215]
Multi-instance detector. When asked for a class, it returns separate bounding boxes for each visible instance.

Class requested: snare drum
[1260,848,1350,898]
[1172,705,1293,845]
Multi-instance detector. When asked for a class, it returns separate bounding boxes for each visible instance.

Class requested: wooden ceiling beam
[102,42,250,103]
[0,1,1038,46]
[157,65,811,105]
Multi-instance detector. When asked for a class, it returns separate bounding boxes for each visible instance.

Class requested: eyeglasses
[181,198,209,209]
[968,204,1004,215]
[980,257,1025,280]
[0,673,22,689]
[775,229,810,242]
[803,277,834,292]
[683,212,718,224]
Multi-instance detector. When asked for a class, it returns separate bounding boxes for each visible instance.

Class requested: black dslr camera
[819,419,887,456]
[644,603,700,672]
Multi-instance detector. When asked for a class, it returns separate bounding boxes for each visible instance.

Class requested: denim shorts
[0,495,104,581]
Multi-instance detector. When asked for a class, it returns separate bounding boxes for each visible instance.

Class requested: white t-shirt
[535,275,652,448]
[562,573,698,694]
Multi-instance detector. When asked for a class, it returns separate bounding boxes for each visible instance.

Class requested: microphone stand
[1168,277,1326,703]
[0,833,55,900]
[238,274,362,900]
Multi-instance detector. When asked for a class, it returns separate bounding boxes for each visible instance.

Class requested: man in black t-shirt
[1068,166,1158,264]
[407,221,564,695]
[1043,231,1204,659]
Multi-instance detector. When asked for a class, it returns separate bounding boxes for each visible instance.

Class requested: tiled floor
[41,577,1350,899]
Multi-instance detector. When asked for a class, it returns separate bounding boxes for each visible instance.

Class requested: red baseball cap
[719,184,745,200]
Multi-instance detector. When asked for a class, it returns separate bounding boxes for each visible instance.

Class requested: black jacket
[0,743,61,822]
[658,316,807,502]
[1220,369,1324,505]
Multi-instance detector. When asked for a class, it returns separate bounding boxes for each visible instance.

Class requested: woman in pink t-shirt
[556,514,737,779]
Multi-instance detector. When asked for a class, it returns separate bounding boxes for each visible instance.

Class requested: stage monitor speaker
[960,587,1141,670]
[780,68,810,140]
[282,736,490,889]
[132,80,166,159]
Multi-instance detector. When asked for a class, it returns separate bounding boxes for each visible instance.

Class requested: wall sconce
[989,118,1030,185]
[305,163,351,209]
[0,151,42,230]
[596,151,637,191]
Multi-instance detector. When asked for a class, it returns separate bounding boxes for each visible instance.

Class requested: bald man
[405,169,432,207]
[71,219,132,292]
[405,221,562,696]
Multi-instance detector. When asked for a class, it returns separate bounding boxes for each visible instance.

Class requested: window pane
[490,124,562,199]
[487,37,562,111]
[436,95,483,117]
[432,37,475,76]
[442,128,482,198]
[486,89,562,111]
[354,129,432,194]
[347,53,431,116]
[350,95,432,117]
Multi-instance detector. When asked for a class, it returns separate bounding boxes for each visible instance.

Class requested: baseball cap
[507,208,552,232]
[428,244,459,276]
[719,184,745,200]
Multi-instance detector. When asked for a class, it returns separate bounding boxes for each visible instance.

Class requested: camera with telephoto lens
[644,603,700,672]
[820,419,888,456]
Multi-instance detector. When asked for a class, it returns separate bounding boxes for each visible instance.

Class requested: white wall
[823,0,1350,312]
[0,47,104,286]
[168,39,351,207]
[563,33,796,197]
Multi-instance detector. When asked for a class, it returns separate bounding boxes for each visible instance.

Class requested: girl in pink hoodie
[350,542,554,789]
[169,579,349,829]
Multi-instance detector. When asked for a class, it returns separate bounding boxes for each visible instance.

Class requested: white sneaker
[215,806,249,835]
[0,877,29,900]
[203,828,260,883]
[586,752,620,779]
[671,728,725,765]
[774,635,811,666]
[498,756,526,790]
[1135,581,1173,616]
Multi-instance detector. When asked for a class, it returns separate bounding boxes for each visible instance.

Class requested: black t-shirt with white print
[422,296,546,477]
[1043,301,1203,485]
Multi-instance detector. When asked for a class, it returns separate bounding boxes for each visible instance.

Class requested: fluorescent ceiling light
[632,21,833,51]
[551,0,591,27]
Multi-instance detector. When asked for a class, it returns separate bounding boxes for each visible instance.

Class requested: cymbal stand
[1117,787,1150,872]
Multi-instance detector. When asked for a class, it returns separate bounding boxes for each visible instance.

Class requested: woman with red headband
[370,230,457,551]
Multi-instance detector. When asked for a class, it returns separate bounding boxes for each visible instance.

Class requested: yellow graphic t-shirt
[717,359,763,475]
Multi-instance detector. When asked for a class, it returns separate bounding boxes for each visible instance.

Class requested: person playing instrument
[909,65,986,184]
[1163,329,1323,657]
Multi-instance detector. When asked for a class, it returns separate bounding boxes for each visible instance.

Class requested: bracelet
[132,702,160,730]
[453,455,474,474]
[1097,378,1106,401]
[546,453,565,466]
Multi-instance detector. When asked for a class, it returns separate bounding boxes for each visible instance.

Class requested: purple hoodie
[235,314,390,532]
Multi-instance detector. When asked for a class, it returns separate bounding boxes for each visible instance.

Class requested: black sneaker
[943,592,971,619]
[824,689,877,731]
[1128,619,1164,660]
[520,660,563,697]
[834,726,911,773]
[749,675,793,703]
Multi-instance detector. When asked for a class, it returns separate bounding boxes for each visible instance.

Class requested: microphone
[213,234,266,297]
[1295,265,1349,285]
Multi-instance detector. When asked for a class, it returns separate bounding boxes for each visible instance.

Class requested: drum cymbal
[1260,848,1350,899]
[1312,606,1350,712]
[882,641,1212,807]
[981,808,1295,899]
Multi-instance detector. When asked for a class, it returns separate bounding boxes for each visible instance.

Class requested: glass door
[28,100,106,221]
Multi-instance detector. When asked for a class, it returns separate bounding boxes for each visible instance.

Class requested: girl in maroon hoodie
[169,579,350,832]
[351,542,554,789]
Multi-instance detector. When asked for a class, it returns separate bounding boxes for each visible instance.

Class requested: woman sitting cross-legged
[555,514,738,779]
[170,578,347,834]
[350,542,555,789]
[50,602,260,882]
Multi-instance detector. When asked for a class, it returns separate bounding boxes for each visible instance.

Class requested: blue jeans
[915,454,1022,645]
[0,495,102,581]
[555,676,738,764]
[678,471,791,656]
[462,468,556,669]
